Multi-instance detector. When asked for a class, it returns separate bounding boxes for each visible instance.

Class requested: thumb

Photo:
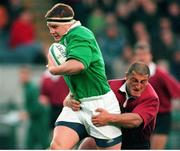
[95,108,104,113]
[72,100,81,104]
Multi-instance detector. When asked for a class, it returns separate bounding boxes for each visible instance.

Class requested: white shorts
[55,90,122,140]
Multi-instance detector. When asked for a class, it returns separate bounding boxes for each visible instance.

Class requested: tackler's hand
[46,52,58,74]
[64,95,81,111]
[92,108,111,127]
[69,99,81,111]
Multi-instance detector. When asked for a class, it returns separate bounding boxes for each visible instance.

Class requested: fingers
[71,100,80,105]
[93,123,102,127]
[47,52,56,67]
[92,115,100,126]
[92,119,99,126]
[92,109,108,127]
[71,105,80,111]
[70,100,81,111]
[92,117,97,123]
[95,108,104,113]
[92,118,104,127]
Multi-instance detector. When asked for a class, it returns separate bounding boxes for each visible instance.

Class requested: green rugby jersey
[60,22,110,101]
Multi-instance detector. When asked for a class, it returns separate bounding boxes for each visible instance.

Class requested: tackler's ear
[125,72,128,80]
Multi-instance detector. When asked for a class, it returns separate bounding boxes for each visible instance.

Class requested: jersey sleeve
[132,97,159,129]
[67,37,92,69]
[161,70,180,98]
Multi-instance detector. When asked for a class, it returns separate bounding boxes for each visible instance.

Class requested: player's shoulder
[108,79,125,87]
[145,83,159,99]
[68,25,94,39]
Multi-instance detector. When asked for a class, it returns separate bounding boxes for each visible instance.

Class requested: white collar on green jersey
[65,21,81,34]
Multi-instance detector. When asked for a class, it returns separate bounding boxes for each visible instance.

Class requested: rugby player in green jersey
[45,3,122,150]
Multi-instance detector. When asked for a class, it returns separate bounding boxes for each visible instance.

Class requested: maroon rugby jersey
[149,66,180,113]
[40,71,69,106]
[108,79,159,144]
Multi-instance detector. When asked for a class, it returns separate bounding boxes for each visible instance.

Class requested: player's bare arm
[92,108,143,128]
[48,58,85,75]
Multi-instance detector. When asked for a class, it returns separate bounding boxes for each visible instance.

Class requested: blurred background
[0,0,180,149]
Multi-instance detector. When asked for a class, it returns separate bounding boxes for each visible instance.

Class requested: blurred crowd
[0,0,46,64]
[0,0,180,81]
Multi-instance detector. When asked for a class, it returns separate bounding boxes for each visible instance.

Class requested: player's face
[126,71,149,97]
[47,23,68,41]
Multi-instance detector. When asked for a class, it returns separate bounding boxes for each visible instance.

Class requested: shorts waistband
[79,90,113,102]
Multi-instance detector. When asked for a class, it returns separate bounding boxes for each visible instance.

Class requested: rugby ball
[49,43,67,66]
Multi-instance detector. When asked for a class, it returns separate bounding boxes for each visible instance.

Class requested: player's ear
[125,72,128,80]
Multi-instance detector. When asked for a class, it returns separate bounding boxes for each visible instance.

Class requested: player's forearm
[109,113,143,128]
[49,59,85,75]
